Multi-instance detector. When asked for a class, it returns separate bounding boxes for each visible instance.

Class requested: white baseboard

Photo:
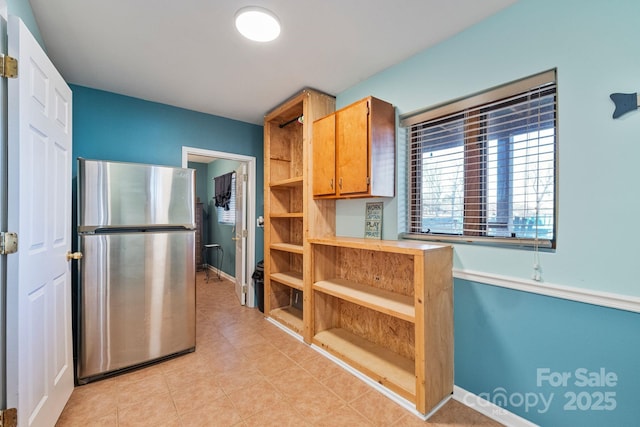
[265,316,304,341]
[203,264,234,282]
[454,386,539,427]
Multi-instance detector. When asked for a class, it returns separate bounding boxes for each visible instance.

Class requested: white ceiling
[29,0,516,126]
[188,154,216,164]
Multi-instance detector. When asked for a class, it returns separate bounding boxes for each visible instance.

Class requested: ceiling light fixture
[235,7,281,42]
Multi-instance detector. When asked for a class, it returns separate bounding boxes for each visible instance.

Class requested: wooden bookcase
[264,91,453,416]
[263,89,336,336]
[309,236,453,414]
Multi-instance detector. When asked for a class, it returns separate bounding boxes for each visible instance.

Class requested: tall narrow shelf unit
[263,89,336,337]
[309,236,453,414]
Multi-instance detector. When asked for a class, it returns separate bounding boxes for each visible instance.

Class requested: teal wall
[335,0,640,424]
[187,161,209,206]
[337,0,640,296]
[188,161,212,273]
[71,85,264,265]
[207,159,241,276]
[455,280,639,425]
[187,159,246,277]
[337,0,640,297]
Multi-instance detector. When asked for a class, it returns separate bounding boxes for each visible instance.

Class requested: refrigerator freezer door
[77,230,196,382]
[78,159,195,232]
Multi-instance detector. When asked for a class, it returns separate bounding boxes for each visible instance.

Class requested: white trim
[204,264,234,283]
[453,386,539,427]
[454,268,640,314]
[182,146,257,308]
[265,316,304,341]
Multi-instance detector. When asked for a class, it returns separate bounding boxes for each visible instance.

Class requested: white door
[234,164,247,305]
[6,16,74,427]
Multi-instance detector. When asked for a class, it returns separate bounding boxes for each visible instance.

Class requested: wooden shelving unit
[263,89,336,338]
[264,91,453,417]
[309,236,453,414]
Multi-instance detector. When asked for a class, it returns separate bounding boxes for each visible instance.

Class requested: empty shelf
[270,243,304,254]
[270,271,304,290]
[313,278,415,322]
[270,212,304,218]
[313,328,415,401]
[270,176,303,188]
[270,306,303,334]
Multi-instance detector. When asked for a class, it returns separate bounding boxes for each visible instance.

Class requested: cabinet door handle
[330,178,334,190]
[339,177,343,190]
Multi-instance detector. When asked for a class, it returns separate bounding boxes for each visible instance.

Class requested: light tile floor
[56,271,503,426]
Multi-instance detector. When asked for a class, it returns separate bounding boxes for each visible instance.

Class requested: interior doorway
[181,147,257,308]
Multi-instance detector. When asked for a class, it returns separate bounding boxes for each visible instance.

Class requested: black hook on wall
[610,92,639,119]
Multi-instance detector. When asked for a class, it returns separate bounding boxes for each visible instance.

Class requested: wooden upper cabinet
[337,99,369,195]
[312,114,336,197]
[312,96,395,199]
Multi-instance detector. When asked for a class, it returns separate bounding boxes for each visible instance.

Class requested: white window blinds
[402,70,557,248]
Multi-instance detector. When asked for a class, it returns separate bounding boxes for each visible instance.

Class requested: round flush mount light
[235,7,281,42]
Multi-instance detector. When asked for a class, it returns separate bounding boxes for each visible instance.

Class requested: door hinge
[0,55,18,79]
[242,173,247,182]
[366,176,370,186]
[242,229,247,238]
[242,284,248,294]
[0,232,18,255]
[0,408,17,427]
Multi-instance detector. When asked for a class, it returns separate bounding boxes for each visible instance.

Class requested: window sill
[399,232,554,250]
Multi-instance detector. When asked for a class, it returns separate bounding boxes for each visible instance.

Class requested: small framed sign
[364,202,383,239]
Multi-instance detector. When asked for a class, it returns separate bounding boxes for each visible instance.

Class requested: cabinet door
[312,114,337,196]
[337,99,369,196]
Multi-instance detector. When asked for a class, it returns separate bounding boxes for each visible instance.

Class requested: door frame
[234,163,247,305]
[0,0,8,411]
[181,146,257,308]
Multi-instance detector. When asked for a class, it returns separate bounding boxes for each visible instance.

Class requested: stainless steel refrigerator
[76,158,196,384]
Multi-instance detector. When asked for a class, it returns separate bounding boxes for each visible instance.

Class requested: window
[217,172,236,225]
[402,70,557,248]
